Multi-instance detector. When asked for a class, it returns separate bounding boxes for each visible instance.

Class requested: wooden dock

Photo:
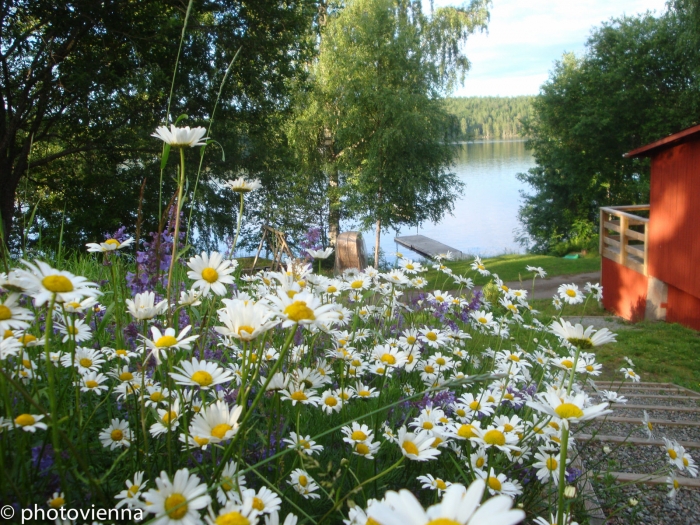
[394,235,464,260]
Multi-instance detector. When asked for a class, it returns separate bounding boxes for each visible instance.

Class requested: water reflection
[374,140,535,263]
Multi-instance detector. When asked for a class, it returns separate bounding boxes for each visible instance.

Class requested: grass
[422,252,601,290]
[592,321,700,392]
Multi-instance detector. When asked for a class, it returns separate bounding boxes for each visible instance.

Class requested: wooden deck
[394,235,464,260]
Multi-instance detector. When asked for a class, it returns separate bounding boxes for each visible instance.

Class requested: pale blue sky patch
[432,0,670,97]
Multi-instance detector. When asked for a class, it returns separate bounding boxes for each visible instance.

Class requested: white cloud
[431,0,670,97]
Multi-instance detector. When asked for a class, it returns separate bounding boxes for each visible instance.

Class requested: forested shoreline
[443,96,535,140]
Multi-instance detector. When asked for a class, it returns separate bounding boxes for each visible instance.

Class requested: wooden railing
[599,205,650,275]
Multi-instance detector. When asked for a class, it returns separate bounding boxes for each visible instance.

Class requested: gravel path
[576,382,700,524]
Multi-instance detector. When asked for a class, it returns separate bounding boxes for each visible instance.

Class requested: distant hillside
[444,96,535,140]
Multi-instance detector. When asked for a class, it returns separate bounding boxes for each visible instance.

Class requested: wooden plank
[593,381,676,387]
[576,434,700,449]
[625,258,645,275]
[599,207,650,222]
[604,236,621,248]
[620,215,628,268]
[595,471,700,488]
[394,235,463,259]
[612,404,700,413]
[601,416,700,427]
[604,220,621,233]
[602,248,621,263]
[608,393,700,401]
[606,204,651,212]
[625,229,645,242]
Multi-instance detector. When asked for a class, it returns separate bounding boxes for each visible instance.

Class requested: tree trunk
[0,158,23,248]
[328,167,340,246]
[374,218,381,268]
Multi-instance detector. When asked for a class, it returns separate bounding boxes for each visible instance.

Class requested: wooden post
[599,208,605,256]
[620,215,628,268]
[643,220,649,276]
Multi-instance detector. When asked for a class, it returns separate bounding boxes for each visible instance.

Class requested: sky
[432,0,670,97]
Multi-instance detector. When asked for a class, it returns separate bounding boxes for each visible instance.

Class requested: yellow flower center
[79,358,93,368]
[194,436,209,447]
[683,457,689,467]
[252,497,265,511]
[549,421,560,430]
[19,334,36,344]
[586,365,594,372]
[555,403,584,419]
[561,360,574,369]
[0,305,11,320]
[156,335,178,347]
[128,485,140,496]
[111,429,124,441]
[674,479,680,490]
[85,380,99,389]
[216,512,250,525]
[164,493,188,519]
[628,371,636,377]
[456,408,466,417]
[422,422,434,430]
[509,354,520,362]
[351,280,364,289]
[3,329,13,338]
[351,430,368,441]
[356,443,370,455]
[478,317,488,324]
[358,390,371,397]
[191,370,213,387]
[211,424,233,439]
[201,268,219,283]
[457,424,477,438]
[162,410,177,424]
[298,475,308,487]
[237,325,255,338]
[67,325,79,335]
[668,449,678,460]
[424,365,435,374]
[504,393,514,401]
[547,457,558,471]
[425,332,437,341]
[647,422,653,431]
[116,349,128,356]
[406,336,416,344]
[402,440,419,456]
[431,437,443,448]
[566,289,577,297]
[469,401,481,411]
[483,429,506,446]
[42,275,74,293]
[324,396,338,406]
[425,520,460,525]
[487,476,502,492]
[283,301,315,322]
[504,423,514,432]
[381,353,396,365]
[291,391,308,402]
[327,286,337,293]
[436,357,446,366]
[435,479,448,490]
[150,392,165,402]
[49,496,65,508]
[476,457,485,468]
[105,239,120,247]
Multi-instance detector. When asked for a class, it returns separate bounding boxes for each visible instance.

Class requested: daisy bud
[629,498,638,507]
[564,485,577,498]
[603,446,612,454]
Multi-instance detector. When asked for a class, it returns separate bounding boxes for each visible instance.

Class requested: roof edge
[624,123,700,158]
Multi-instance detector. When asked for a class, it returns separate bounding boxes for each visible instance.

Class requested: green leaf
[160,143,171,170]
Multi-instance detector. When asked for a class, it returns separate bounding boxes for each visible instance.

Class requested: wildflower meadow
[3,111,700,525]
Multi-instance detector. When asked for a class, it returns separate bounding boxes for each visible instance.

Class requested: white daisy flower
[78,371,109,395]
[170,358,233,390]
[13,413,47,432]
[225,176,262,193]
[417,474,452,495]
[307,247,333,259]
[86,237,135,252]
[143,468,211,524]
[115,471,147,509]
[620,367,641,382]
[214,298,279,341]
[152,124,208,147]
[18,260,100,306]
[57,318,92,343]
[0,293,33,331]
[126,291,168,321]
[527,388,612,429]
[550,319,617,349]
[475,467,523,497]
[397,426,440,461]
[99,418,132,449]
[557,283,584,304]
[188,400,243,445]
[288,469,320,499]
[141,326,198,364]
[282,432,324,456]
[187,251,237,297]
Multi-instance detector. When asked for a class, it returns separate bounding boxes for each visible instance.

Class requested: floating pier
[394,235,464,260]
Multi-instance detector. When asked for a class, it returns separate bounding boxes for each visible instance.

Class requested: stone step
[575,433,700,449]
[595,471,700,488]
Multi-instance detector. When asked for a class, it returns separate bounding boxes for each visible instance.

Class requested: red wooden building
[600,123,700,330]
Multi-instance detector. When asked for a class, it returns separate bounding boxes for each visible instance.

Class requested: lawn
[420,252,601,290]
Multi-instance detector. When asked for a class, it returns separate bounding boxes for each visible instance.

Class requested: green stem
[166,148,186,321]
[556,425,570,525]
[230,192,244,257]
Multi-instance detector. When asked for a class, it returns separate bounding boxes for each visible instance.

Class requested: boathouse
[600,123,700,330]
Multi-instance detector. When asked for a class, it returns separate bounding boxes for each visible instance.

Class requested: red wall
[648,142,700,300]
[602,257,648,322]
[667,284,700,331]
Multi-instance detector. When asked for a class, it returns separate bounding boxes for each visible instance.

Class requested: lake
[372,139,535,263]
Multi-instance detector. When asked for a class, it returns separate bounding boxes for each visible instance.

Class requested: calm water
[374,140,535,262]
